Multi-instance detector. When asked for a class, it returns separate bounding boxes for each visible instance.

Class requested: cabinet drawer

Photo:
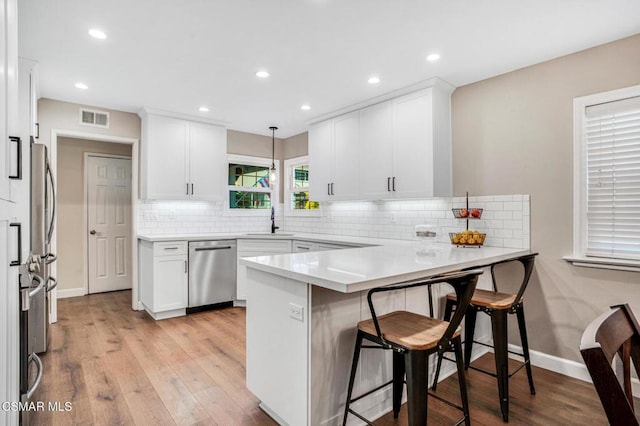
[154,241,188,256]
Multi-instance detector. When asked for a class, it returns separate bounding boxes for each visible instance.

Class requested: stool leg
[342,331,363,426]
[453,336,471,426]
[404,350,428,426]
[392,351,405,418]
[491,309,509,422]
[516,305,536,395]
[432,299,455,391]
[464,307,478,369]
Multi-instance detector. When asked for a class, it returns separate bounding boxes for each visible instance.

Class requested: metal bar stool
[432,253,538,422]
[342,269,483,426]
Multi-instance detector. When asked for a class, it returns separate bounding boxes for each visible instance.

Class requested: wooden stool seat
[358,311,461,350]
[446,289,518,309]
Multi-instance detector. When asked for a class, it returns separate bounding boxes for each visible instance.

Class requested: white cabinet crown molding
[307,76,455,125]
[138,106,230,127]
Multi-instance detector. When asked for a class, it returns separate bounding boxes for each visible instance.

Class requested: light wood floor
[32,290,609,425]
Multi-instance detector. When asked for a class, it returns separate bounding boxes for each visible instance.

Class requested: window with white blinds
[584,96,640,260]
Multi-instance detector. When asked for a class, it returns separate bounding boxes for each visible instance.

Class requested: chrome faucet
[271,207,279,234]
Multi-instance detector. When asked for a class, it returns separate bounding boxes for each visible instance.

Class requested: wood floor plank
[32,290,615,426]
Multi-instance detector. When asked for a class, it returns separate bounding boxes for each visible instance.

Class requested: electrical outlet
[289,303,304,321]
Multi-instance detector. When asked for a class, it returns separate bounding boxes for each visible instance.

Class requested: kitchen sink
[245,233,294,236]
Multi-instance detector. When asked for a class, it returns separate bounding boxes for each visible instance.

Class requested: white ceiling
[18,0,640,138]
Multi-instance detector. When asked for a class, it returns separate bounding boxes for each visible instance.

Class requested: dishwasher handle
[194,246,233,252]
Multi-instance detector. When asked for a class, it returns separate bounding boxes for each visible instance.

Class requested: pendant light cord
[269,126,277,169]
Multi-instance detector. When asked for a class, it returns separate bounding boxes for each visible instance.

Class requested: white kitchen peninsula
[242,242,531,426]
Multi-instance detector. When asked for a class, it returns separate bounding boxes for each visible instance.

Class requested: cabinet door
[308,120,333,201]
[189,122,226,201]
[153,255,188,312]
[144,115,189,199]
[332,112,360,200]
[392,90,434,198]
[0,0,11,201]
[359,102,394,200]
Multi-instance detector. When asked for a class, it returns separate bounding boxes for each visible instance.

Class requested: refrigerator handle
[46,276,58,293]
[46,161,56,245]
[25,353,43,399]
[28,274,45,299]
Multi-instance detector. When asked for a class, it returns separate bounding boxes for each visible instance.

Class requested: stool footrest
[348,379,394,405]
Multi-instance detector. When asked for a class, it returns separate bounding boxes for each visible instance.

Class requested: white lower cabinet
[138,240,188,319]
[236,239,292,302]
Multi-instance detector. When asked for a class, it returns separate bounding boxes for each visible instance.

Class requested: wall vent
[79,108,110,128]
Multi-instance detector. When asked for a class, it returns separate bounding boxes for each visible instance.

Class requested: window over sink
[226,154,277,213]
[568,85,640,272]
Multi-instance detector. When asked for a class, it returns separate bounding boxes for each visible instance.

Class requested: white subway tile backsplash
[136,194,531,250]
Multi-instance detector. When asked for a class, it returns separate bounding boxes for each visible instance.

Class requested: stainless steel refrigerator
[30,143,57,354]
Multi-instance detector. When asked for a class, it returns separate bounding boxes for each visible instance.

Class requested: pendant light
[269,126,278,184]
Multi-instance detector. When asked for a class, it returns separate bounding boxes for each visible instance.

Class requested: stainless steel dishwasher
[188,240,237,311]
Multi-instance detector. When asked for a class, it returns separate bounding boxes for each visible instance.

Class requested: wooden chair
[342,269,483,426]
[580,304,640,426]
[432,253,538,422]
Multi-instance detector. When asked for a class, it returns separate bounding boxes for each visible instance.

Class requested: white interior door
[87,155,132,294]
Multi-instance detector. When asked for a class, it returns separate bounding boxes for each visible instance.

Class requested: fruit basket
[449,230,486,247]
[452,208,483,219]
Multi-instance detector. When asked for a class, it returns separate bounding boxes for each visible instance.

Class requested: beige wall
[283,132,309,159]
[56,137,132,292]
[452,33,640,361]
[38,98,141,146]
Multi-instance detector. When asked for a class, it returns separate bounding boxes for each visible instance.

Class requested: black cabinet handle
[392,177,396,191]
[8,136,22,180]
[35,123,40,139]
[191,183,194,195]
[186,183,189,195]
[387,177,391,192]
[9,223,21,266]
[327,183,331,196]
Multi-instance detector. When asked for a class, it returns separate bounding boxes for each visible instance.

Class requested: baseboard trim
[56,288,86,299]
[508,343,640,397]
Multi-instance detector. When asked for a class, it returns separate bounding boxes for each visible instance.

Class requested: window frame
[284,155,321,217]
[567,84,640,272]
[225,154,279,216]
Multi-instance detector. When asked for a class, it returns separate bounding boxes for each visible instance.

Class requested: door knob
[90,230,96,235]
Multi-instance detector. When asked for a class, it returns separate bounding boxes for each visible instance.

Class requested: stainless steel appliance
[19,257,45,426]
[30,143,57,354]
[188,240,236,311]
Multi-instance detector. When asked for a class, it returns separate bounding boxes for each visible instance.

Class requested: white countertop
[241,242,531,293]
[137,232,531,293]
[137,232,374,247]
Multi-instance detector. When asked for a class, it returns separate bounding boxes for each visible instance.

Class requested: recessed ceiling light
[301,105,311,111]
[368,76,380,84]
[199,106,209,112]
[426,53,440,62]
[74,82,88,90]
[88,29,107,40]
[256,70,270,78]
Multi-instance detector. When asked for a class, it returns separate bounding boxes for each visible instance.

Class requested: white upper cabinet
[308,112,359,202]
[140,109,227,200]
[331,112,360,200]
[309,78,454,201]
[188,122,226,201]
[359,101,393,200]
